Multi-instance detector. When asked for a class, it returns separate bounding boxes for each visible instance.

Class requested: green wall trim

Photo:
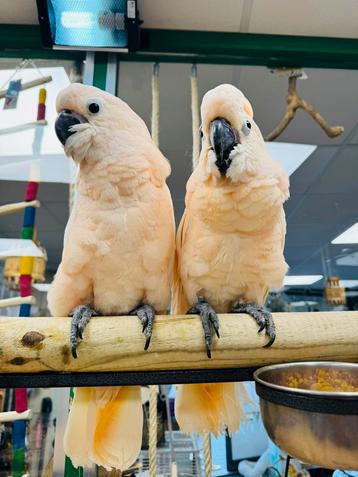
[64,456,83,477]
[0,25,84,60]
[92,52,108,89]
[1,24,358,69]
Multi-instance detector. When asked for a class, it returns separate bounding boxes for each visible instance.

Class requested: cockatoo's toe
[130,304,156,351]
[187,296,220,358]
[261,311,276,347]
[232,302,276,347]
[69,304,98,358]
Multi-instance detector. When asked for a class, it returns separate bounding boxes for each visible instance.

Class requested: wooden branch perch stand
[265,75,344,141]
[0,312,357,387]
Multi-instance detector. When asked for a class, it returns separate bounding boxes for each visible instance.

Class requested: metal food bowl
[254,362,358,470]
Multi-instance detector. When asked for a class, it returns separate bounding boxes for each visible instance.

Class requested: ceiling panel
[286,146,339,196]
[288,193,358,225]
[313,145,358,194]
[286,223,336,246]
[249,0,358,38]
[1,0,357,39]
[0,0,38,24]
[139,0,244,32]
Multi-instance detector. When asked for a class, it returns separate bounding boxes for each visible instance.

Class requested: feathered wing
[173,186,247,436]
[64,387,143,472]
[172,170,199,315]
[172,208,190,315]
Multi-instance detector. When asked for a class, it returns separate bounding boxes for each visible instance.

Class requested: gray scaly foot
[187,296,220,358]
[131,304,156,350]
[232,302,276,347]
[69,304,98,358]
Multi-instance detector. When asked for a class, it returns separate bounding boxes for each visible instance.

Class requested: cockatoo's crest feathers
[198,83,290,184]
[201,83,254,135]
[243,101,253,118]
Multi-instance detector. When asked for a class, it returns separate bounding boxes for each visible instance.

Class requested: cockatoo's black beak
[210,118,239,176]
[55,110,87,145]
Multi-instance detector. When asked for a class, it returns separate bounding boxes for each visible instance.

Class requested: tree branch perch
[265,76,344,141]
[0,312,356,375]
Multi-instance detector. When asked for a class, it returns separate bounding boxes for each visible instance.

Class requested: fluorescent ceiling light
[266,142,316,176]
[339,280,358,288]
[284,275,323,286]
[332,223,358,244]
[289,300,318,307]
[0,238,44,259]
[61,12,94,29]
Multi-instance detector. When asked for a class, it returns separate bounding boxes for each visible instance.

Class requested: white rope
[203,432,212,477]
[151,63,160,147]
[28,59,45,79]
[148,64,160,477]
[190,64,200,170]
[0,58,45,91]
[148,385,158,477]
[0,59,29,91]
[164,385,177,476]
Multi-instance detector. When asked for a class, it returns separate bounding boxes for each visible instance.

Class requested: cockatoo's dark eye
[241,119,252,136]
[86,99,102,115]
[199,127,203,139]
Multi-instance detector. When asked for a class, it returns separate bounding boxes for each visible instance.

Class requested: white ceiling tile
[1,0,357,39]
[0,0,38,24]
[139,0,244,32]
[249,0,358,38]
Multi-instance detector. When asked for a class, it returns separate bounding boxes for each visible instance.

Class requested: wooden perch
[0,119,47,136]
[0,312,356,374]
[0,76,52,99]
[0,409,32,422]
[0,200,40,216]
[265,75,344,141]
[0,296,36,309]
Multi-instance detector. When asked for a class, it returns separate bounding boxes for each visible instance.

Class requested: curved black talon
[69,304,98,358]
[232,302,276,347]
[130,304,156,350]
[188,296,220,358]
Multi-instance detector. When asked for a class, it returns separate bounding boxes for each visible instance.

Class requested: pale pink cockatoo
[48,83,175,471]
[173,84,289,434]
